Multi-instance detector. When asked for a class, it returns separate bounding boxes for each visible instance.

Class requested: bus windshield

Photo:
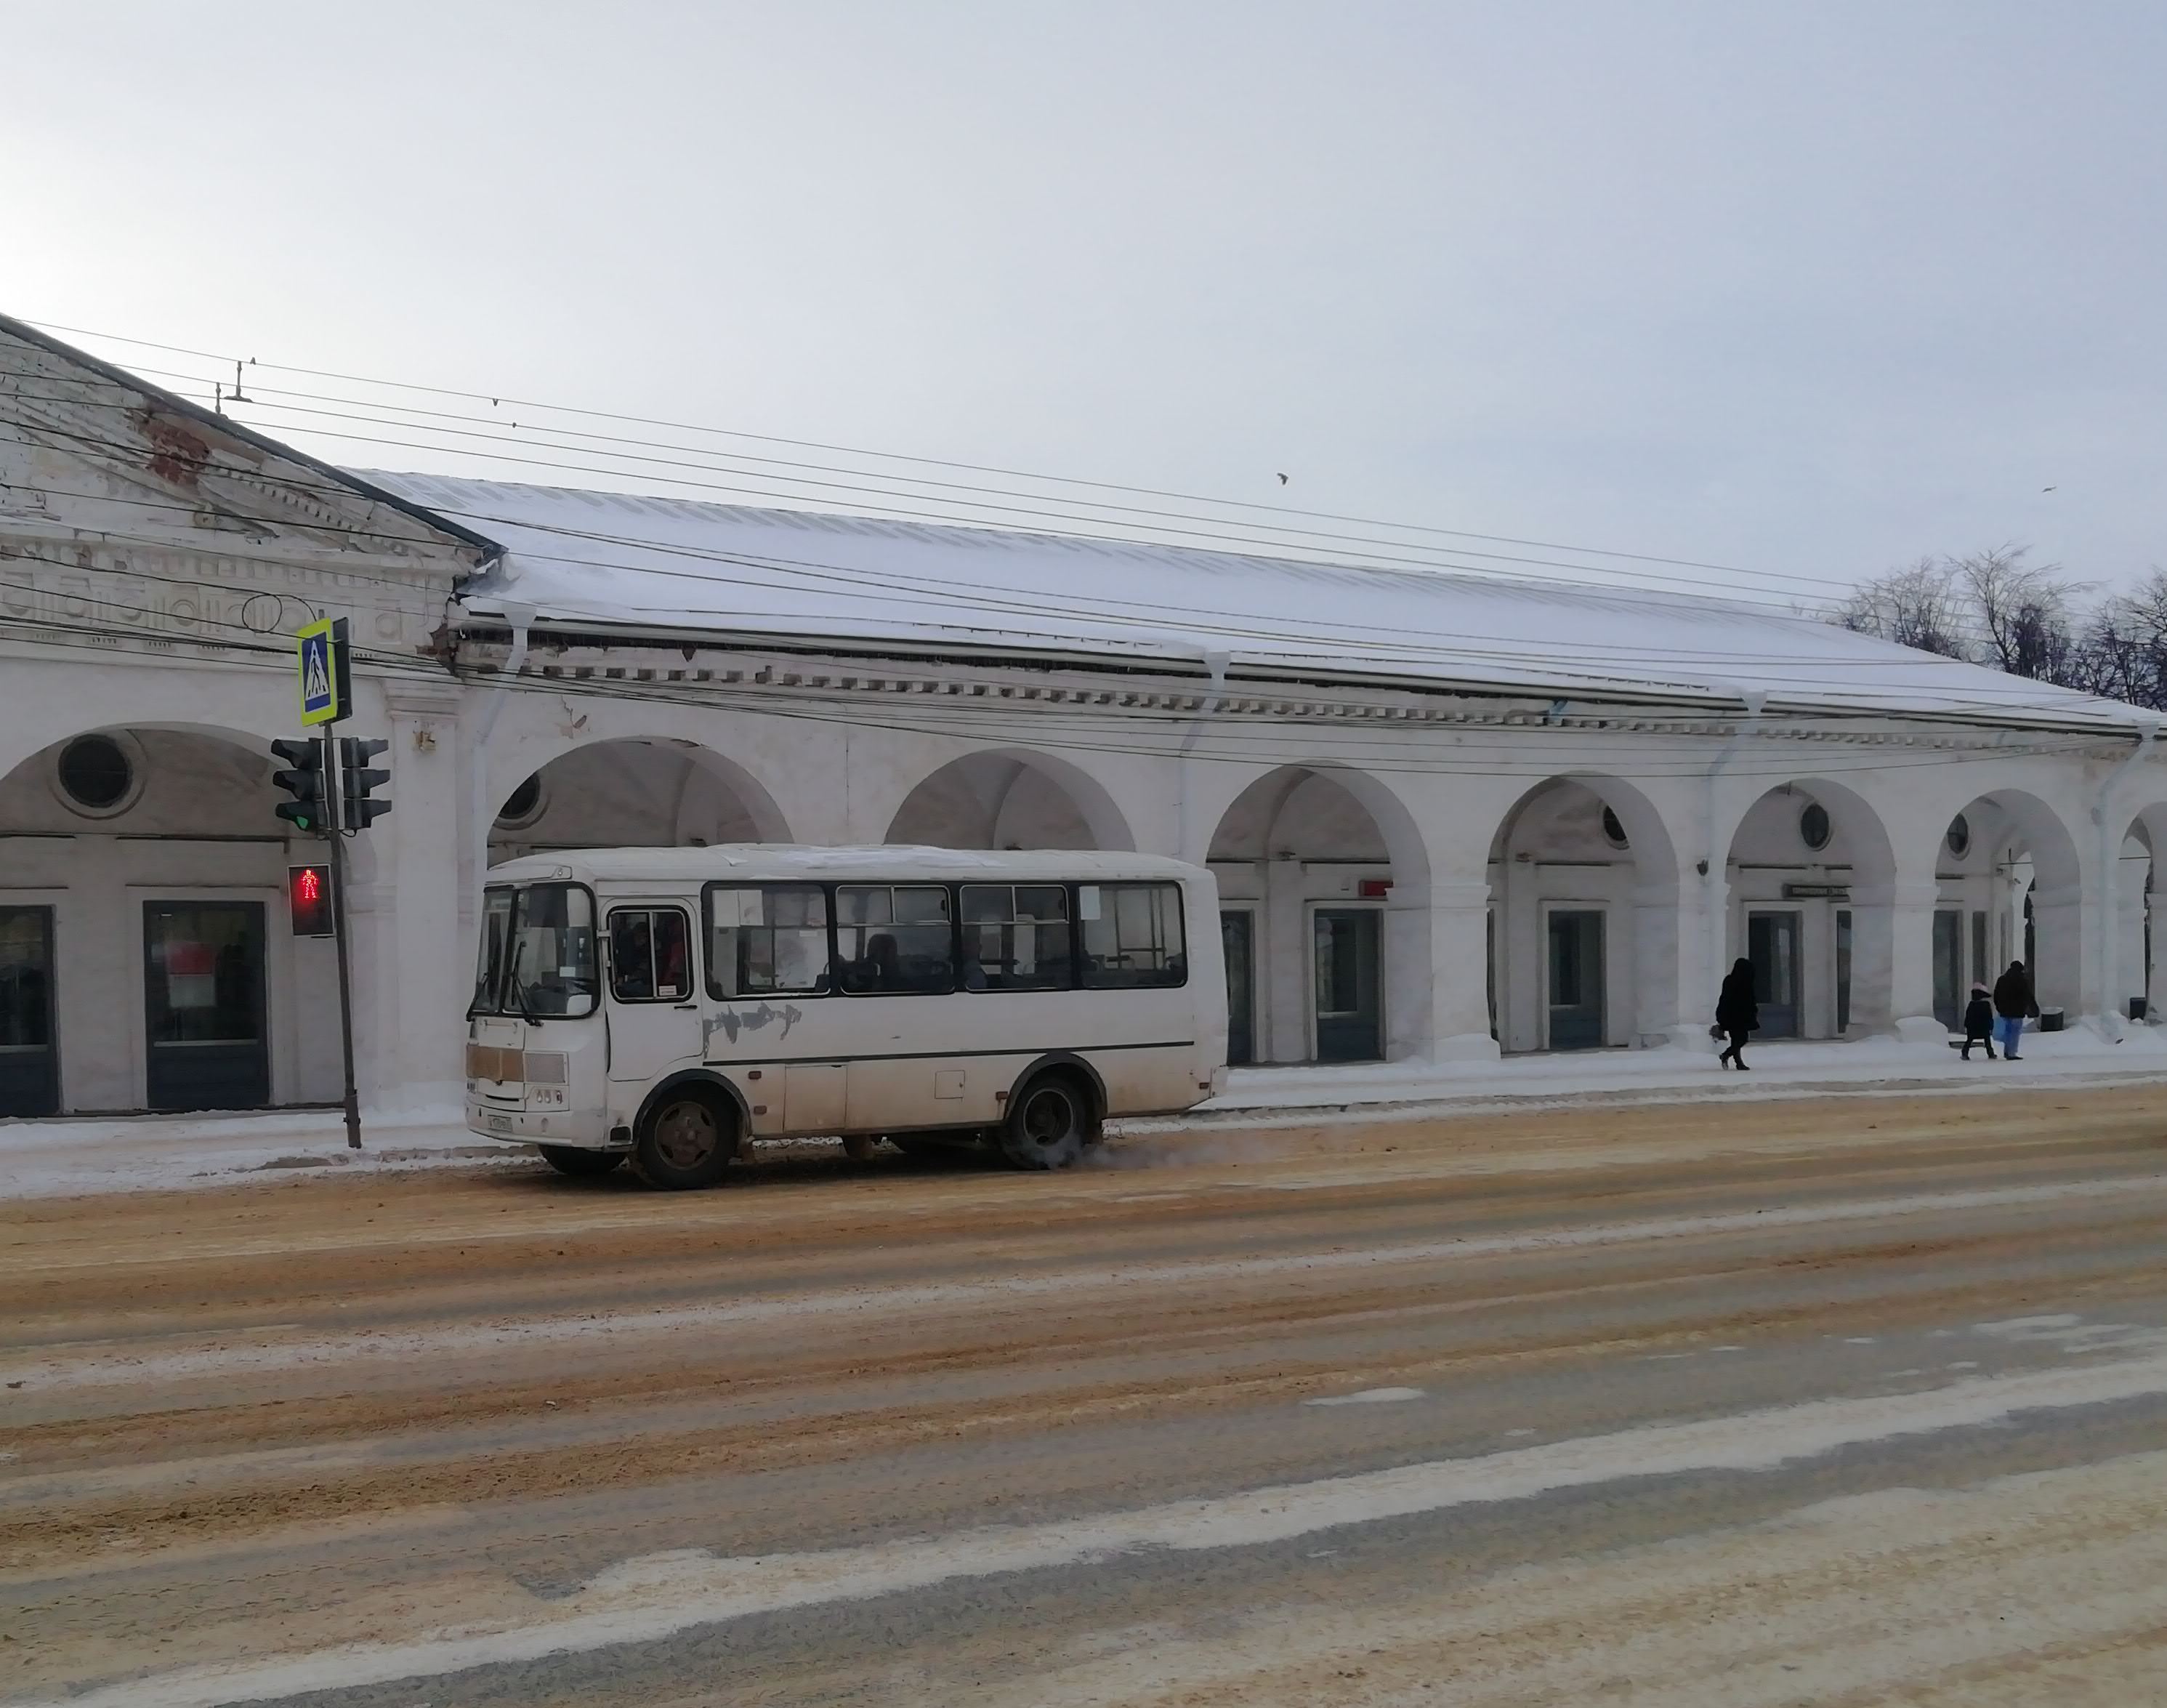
[472,883,598,1018]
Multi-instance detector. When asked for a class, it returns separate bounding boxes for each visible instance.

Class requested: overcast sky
[7,2,2163,608]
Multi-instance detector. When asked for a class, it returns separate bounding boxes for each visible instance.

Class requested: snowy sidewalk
[1197,1025,2167,1124]
[0,1105,496,1201]
[7,1028,2167,1199]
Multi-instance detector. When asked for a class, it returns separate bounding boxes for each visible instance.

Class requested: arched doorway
[882,749,1134,852]
[1208,767,1422,1065]
[1488,776,1680,1052]
[1722,780,1896,1039]
[488,738,791,866]
[0,725,322,1114]
[2115,810,2163,1023]
[1937,790,2084,1023]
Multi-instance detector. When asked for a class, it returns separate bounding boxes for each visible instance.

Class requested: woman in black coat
[1715,957,1758,1069]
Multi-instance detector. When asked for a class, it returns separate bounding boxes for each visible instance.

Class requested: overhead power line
[17,318,1855,609]
[9,359,1854,622]
[0,380,2038,676]
[1,342,2133,725]
[0,445,2100,706]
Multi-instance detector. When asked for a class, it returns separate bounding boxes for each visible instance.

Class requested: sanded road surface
[6,1084,2167,1705]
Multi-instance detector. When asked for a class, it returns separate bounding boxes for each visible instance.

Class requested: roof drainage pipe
[464,601,535,908]
[2091,720,2159,1037]
[1177,649,1232,862]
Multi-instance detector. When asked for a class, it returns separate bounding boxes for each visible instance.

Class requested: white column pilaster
[1385,877,1498,1063]
[376,682,466,1116]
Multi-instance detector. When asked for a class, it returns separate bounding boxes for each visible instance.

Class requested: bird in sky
[2042,486,2057,492]
[1276,472,1289,485]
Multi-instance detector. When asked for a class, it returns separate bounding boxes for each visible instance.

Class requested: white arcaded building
[5,315,2166,1120]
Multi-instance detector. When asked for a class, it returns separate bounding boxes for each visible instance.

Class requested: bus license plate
[486,1112,514,1133]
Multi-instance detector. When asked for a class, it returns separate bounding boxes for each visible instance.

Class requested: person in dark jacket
[1991,960,2037,1060]
[1715,957,1758,1069]
[1959,983,1996,1060]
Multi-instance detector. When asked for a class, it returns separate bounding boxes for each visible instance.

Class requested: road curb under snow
[5,1031,2167,1200]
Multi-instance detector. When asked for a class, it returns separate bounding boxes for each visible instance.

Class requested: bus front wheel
[997,1073,1097,1170]
[538,1145,623,1178]
[631,1089,737,1190]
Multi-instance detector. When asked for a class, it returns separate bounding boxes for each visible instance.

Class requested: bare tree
[2079,568,2167,710]
[1835,557,1970,658]
[1833,545,2167,711]
[1953,544,2087,683]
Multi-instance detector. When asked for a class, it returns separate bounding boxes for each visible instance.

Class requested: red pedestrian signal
[289,863,334,937]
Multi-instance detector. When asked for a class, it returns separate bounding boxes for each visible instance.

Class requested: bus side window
[706,884,831,998]
[1079,882,1187,988]
[836,885,953,994]
[609,911,654,1002]
[653,912,690,999]
[960,884,1072,991]
[608,909,690,1003]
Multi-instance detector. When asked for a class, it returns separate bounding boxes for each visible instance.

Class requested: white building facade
[6,317,2166,1123]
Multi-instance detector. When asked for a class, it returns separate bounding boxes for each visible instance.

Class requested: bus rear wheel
[631,1089,736,1190]
[538,1145,623,1178]
[997,1073,1097,1170]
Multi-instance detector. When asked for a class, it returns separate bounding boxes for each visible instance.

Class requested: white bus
[465,846,1227,1187]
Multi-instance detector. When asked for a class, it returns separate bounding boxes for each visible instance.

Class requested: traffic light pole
[322,737,363,1151]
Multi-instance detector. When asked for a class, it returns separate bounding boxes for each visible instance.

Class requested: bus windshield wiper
[506,938,541,1025]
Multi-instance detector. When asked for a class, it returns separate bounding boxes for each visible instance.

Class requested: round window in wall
[1800,801,1832,851]
[1945,813,1972,858]
[55,733,137,815]
[1601,805,1630,849]
[496,773,544,828]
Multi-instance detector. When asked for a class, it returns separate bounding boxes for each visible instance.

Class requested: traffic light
[288,863,334,935]
[339,736,391,831]
[270,737,327,835]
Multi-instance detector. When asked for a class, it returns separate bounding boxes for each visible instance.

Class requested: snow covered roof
[362,470,2154,733]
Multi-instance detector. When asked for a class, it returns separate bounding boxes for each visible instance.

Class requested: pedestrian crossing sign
[296,618,351,726]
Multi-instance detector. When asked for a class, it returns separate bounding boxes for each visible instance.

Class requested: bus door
[605,903,703,1088]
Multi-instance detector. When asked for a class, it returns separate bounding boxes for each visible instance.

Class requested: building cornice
[442,632,2140,762]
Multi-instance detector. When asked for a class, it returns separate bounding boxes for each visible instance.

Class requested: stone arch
[1940,787,2085,1017]
[487,735,792,865]
[0,720,334,1116]
[1487,773,1684,1052]
[1,722,286,841]
[1206,762,1434,1066]
[883,748,1135,852]
[2112,801,2167,1021]
[1719,776,1899,1039]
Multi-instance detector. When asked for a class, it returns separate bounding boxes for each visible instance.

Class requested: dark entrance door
[1932,908,1964,1031]
[1748,910,1801,1039]
[1312,908,1381,1062]
[1836,909,1853,1034]
[1221,910,1256,1066]
[1546,909,1606,1050]
[0,906,58,1117]
[144,901,269,1111]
